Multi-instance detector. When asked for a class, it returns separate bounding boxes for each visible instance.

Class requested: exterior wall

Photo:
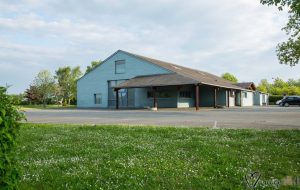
[262,93,269,105]
[253,91,261,106]
[229,91,235,107]
[146,86,178,108]
[199,85,214,107]
[177,85,195,108]
[254,91,269,106]
[134,88,148,108]
[198,86,227,107]
[77,51,172,108]
[216,88,226,106]
[241,91,253,106]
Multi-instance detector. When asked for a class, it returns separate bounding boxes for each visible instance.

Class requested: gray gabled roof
[118,50,244,90]
[78,49,245,90]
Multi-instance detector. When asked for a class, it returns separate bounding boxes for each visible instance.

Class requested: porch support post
[240,90,243,107]
[153,87,158,110]
[195,84,199,111]
[213,87,217,108]
[227,89,230,107]
[115,88,119,110]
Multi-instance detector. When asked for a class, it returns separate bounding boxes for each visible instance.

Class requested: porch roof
[115,73,198,88]
[115,73,245,90]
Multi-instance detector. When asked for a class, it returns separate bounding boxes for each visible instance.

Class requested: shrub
[0,87,25,189]
[269,95,284,104]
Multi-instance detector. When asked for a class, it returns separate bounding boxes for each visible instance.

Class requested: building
[77,50,265,110]
[236,82,269,106]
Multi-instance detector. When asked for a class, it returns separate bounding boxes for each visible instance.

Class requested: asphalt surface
[24,106,300,129]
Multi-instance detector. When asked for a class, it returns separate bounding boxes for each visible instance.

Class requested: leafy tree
[71,66,82,103]
[0,87,25,189]
[221,73,238,83]
[273,78,288,88]
[33,70,56,107]
[257,79,270,93]
[55,66,82,105]
[9,94,25,105]
[260,0,300,66]
[24,85,41,104]
[257,77,300,95]
[287,78,298,86]
[287,78,300,87]
[85,60,102,74]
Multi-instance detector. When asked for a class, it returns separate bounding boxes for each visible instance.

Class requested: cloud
[0,0,299,94]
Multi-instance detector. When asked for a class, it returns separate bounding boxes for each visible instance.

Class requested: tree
[260,0,300,66]
[55,66,82,105]
[9,93,25,105]
[33,70,56,107]
[85,60,102,74]
[257,79,270,93]
[24,85,41,104]
[221,73,238,83]
[0,87,24,189]
[70,66,82,103]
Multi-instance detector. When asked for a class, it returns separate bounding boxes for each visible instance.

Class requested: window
[94,93,102,104]
[229,90,235,97]
[147,91,171,98]
[179,91,191,98]
[115,60,125,74]
[243,92,247,98]
[147,91,153,98]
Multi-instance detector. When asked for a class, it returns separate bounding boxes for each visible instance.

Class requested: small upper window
[243,92,247,98]
[115,60,125,74]
[94,93,102,104]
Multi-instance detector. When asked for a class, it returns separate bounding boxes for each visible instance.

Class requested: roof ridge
[121,50,204,73]
[120,50,242,89]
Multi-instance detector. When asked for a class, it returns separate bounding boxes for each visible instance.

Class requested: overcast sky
[0,0,299,94]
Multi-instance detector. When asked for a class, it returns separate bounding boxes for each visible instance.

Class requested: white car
[276,99,282,105]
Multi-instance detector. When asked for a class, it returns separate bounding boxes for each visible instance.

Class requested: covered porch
[114,74,242,110]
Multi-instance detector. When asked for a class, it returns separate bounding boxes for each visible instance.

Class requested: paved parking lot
[24,106,300,129]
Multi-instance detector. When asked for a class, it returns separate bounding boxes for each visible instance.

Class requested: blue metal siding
[199,85,214,107]
[216,88,226,106]
[141,86,178,108]
[77,51,172,108]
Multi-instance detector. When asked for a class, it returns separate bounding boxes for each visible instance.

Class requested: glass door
[108,80,128,108]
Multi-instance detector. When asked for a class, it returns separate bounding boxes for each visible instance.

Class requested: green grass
[16,124,300,189]
[19,104,76,110]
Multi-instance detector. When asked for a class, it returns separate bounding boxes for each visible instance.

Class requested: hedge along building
[77,50,255,110]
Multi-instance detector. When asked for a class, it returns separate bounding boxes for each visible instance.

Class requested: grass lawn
[19,104,76,110]
[16,124,300,190]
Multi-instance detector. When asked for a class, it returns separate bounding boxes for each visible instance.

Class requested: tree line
[18,60,102,107]
[221,72,300,96]
[257,78,300,95]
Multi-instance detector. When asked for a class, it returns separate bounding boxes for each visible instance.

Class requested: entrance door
[235,91,241,106]
[108,80,128,108]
